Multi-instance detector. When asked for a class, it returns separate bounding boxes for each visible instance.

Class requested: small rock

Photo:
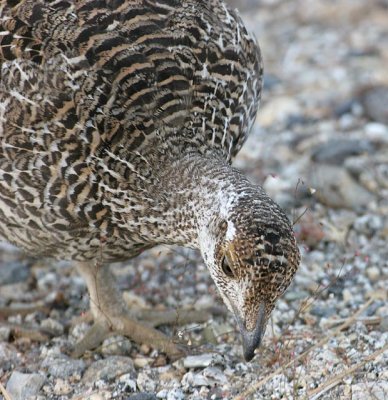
[343,288,353,302]
[310,164,374,209]
[128,393,158,400]
[379,316,388,332]
[182,366,227,388]
[366,266,380,282]
[0,326,11,341]
[364,122,388,141]
[310,305,337,318]
[101,335,132,356]
[311,139,373,165]
[183,353,224,369]
[6,371,45,400]
[134,356,153,369]
[182,371,208,387]
[203,367,228,385]
[165,388,185,400]
[83,356,135,384]
[360,85,388,124]
[0,261,30,285]
[42,354,86,379]
[257,96,301,127]
[137,370,158,392]
[53,378,72,396]
[40,318,64,336]
[353,214,383,235]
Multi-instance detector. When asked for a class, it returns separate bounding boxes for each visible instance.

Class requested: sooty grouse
[0,0,300,361]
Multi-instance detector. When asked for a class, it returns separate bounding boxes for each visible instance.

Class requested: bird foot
[71,314,186,360]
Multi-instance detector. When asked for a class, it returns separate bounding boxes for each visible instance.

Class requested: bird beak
[237,303,267,362]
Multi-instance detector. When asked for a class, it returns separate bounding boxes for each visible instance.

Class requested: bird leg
[72,261,185,359]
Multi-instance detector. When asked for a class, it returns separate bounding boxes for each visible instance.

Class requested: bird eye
[221,256,235,278]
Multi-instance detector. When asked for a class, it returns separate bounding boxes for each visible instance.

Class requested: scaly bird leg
[72,261,184,359]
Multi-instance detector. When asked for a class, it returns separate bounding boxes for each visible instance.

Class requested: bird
[0,0,300,362]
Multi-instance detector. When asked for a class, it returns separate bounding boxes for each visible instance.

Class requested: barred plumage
[0,0,299,361]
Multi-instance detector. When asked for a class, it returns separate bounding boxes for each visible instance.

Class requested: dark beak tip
[242,336,262,362]
[243,348,256,362]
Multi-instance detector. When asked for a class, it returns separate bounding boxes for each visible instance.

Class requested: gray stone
[101,335,132,356]
[360,85,388,124]
[42,354,86,379]
[127,394,157,400]
[166,388,185,400]
[183,353,224,369]
[82,356,135,384]
[311,139,374,165]
[353,214,383,235]
[6,371,45,400]
[310,164,374,209]
[137,370,158,392]
[40,318,64,336]
[0,262,30,285]
[0,326,11,341]
[182,366,227,388]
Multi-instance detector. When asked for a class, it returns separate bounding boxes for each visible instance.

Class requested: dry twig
[308,344,388,399]
[0,381,12,400]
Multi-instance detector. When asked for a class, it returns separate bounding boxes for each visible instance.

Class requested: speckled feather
[0,0,261,258]
[0,0,299,359]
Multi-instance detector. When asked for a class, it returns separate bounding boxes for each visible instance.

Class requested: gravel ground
[1,1,387,399]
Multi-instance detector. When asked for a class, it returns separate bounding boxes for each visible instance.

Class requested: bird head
[199,190,300,361]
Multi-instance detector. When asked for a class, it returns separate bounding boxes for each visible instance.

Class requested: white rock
[366,266,380,282]
[6,372,45,400]
[364,122,388,141]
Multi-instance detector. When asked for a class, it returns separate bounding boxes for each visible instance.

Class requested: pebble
[82,356,135,384]
[128,394,158,400]
[118,372,137,392]
[101,335,132,356]
[360,85,388,124]
[256,96,301,127]
[182,353,224,369]
[0,1,387,399]
[137,370,158,392]
[182,367,228,388]
[353,214,383,235]
[366,266,380,282]
[364,122,388,141]
[53,378,72,396]
[6,371,45,400]
[310,164,374,209]
[0,261,30,285]
[157,388,186,400]
[40,318,64,336]
[0,326,11,341]
[311,139,373,165]
[42,354,86,379]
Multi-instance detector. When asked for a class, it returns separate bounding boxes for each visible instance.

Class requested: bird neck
[140,152,253,248]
